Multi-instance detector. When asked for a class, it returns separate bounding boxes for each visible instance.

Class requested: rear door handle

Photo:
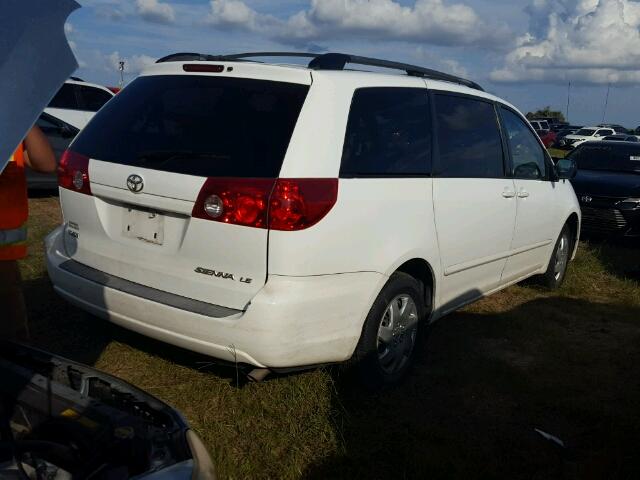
[502,188,516,198]
[517,189,530,198]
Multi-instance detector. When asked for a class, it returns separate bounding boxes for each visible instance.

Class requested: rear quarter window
[78,86,114,112]
[48,84,79,110]
[340,87,432,177]
[71,75,309,178]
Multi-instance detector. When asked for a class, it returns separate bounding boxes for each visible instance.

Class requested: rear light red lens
[58,150,92,195]
[192,178,338,231]
[269,179,338,231]
[192,178,275,228]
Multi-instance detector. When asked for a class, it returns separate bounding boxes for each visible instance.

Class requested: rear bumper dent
[45,225,384,368]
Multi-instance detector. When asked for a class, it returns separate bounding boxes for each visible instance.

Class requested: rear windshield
[569,143,640,173]
[71,75,309,177]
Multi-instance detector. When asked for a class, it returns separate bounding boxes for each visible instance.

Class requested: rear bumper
[45,225,385,368]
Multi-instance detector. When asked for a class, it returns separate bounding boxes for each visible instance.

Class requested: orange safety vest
[0,143,29,260]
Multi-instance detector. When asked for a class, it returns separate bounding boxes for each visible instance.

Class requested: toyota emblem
[127,174,144,193]
[581,195,592,203]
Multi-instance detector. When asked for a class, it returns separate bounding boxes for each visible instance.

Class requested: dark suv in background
[569,141,640,237]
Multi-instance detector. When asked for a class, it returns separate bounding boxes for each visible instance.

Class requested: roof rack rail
[308,53,484,91]
[69,76,84,82]
[156,51,483,91]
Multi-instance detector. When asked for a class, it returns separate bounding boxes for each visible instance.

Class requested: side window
[340,88,431,176]
[433,94,504,178]
[500,107,547,180]
[48,84,79,109]
[79,86,113,112]
[36,114,60,130]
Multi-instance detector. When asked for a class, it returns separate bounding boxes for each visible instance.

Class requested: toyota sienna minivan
[46,52,581,388]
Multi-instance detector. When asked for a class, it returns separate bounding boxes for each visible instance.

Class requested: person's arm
[23,125,56,173]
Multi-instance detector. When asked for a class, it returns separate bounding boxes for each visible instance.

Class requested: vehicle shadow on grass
[581,235,640,282]
[306,296,640,480]
[22,276,242,385]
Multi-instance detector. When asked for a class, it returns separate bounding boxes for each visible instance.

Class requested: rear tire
[539,224,572,289]
[352,272,427,390]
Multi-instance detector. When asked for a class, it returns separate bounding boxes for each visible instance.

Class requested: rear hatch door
[63,71,310,310]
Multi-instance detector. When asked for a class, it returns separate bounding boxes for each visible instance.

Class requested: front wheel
[352,272,426,390]
[539,225,572,289]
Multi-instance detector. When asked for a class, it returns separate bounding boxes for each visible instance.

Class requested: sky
[67,0,640,128]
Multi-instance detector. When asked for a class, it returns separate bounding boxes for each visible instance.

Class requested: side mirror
[556,158,577,180]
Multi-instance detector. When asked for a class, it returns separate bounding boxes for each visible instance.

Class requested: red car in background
[530,120,557,147]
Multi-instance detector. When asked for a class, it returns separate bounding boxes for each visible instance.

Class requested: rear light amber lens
[58,150,92,195]
[192,178,338,231]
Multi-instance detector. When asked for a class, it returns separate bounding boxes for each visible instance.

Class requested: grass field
[19,195,640,479]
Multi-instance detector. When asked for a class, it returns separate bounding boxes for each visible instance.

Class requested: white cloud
[207,0,510,47]
[491,0,640,85]
[106,51,156,75]
[64,22,74,35]
[135,0,175,24]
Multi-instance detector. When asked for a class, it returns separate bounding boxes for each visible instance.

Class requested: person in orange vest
[1,125,56,340]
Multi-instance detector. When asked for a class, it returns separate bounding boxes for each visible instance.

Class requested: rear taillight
[192,178,338,231]
[58,150,92,195]
[192,178,275,228]
[269,179,338,231]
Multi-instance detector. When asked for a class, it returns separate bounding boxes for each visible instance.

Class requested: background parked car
[569,140,640,237]
[603,134,639,142]
[553,126,583,148]
[530,120,557,147]
[563,126,616,149]
[26,112,79,189]
[597,123,629,134]
[44,77,115,130]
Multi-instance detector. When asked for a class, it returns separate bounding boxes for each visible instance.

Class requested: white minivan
[46,53,581,387]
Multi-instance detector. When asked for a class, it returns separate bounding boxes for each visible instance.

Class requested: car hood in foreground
[0,341,215,479]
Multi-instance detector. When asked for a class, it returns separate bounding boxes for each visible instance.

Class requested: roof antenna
[118,60,125,88]
[601,82,611,123]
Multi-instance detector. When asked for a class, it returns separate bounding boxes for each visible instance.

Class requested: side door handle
[517,189,530,198]
[502,188,516,198]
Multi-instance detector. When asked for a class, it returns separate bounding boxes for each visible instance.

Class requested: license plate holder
[123,207,164,245]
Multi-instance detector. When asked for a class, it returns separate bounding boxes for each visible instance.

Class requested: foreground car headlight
[616,198,640,210]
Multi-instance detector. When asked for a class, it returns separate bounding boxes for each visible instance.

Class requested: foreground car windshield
[575,128,596,136]
[570,144,640,173]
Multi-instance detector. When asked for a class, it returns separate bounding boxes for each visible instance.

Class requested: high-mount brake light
[183,64,225,73]
[192,178,338,230]
[58,150,92,195]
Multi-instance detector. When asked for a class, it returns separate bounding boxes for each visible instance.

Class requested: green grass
[20,197,640,479]
[547,147,568,159]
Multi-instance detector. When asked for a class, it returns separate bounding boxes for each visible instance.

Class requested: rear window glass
[71,75,309,177]
[569,143,640,173]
